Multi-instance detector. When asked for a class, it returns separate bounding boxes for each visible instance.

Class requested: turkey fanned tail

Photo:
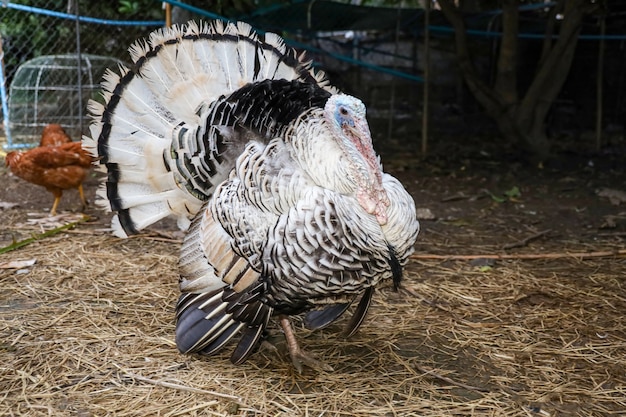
[83,20,335,237]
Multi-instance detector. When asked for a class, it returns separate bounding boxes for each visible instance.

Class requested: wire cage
[5,54,124,149]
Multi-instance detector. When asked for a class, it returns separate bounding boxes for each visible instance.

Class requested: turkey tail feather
[343,286,375,338]
[230,322,266,365]
[175,288,273,358]
[84,20,335,237]
[304,303,351,330]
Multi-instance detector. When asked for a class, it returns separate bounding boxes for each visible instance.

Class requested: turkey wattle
[83,20,419,372]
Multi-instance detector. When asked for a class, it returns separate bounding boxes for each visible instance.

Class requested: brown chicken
[5,141,94,215]
[39,123,72,147]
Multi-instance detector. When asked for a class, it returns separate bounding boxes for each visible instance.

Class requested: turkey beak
[345,120,372,148]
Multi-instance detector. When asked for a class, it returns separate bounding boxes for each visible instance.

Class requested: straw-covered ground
[1,144,625,416]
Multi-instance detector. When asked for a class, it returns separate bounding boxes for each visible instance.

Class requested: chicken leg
[49,190,63,216]
[279,315,333,373]
[48,184,88,216]
[77,184,88,211]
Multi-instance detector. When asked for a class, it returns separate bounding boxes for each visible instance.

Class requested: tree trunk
[437,0,598,160]
[494,0,518,105]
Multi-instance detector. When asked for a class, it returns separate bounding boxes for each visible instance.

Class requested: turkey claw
[279,315,333,373]
[259,340,279,353]
[289,348,334,374]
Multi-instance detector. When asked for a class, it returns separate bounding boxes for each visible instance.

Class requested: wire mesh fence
[1,1,624,154]
[0,1,431,152]
[0,1,164,148]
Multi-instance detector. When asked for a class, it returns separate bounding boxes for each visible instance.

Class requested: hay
[1,215,625,416]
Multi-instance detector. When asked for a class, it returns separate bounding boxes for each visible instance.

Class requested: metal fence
[2,1,623,155]
[0,1,164,148]
[0,1,429,152]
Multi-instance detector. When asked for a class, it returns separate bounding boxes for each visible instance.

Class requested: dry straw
[1,211,625,416]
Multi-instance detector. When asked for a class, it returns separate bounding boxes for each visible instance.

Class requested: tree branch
[538,0,565,67]
[520,0,597,121]
[410,248,626,261]
[437,0,503,115]
[494,0,519,104]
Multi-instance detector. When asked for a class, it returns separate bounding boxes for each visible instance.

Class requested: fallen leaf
[0,259,37,269]
[416,207,436,220]
[597,188,626,206]
[0,201,19,210]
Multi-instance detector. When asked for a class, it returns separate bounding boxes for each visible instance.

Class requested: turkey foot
[279,316,334,373]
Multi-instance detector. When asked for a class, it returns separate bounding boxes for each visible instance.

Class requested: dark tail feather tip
[388,244,403,291]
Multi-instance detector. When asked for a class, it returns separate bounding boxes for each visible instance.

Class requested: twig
[140,236,184,244]
[441,190,489,202]
[441,192,470,202]
[118,369,243,403]
[0,216,89,254]
[410,248,626,261]
[597,232,626,237]
[501,229,551,250]
[415,364,489,393]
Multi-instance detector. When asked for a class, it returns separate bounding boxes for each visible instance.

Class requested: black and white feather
[84,20,419,368]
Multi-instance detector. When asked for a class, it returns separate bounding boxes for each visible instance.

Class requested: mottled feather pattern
[263,189,391,306]
[380,174,420,259]
[85,20,419,369]
[208,127,399,309]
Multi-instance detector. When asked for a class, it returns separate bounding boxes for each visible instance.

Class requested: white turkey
[83,20,419,372]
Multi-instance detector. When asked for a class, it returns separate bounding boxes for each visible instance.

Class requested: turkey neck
[286,107,389,224]
[342,115,390,225]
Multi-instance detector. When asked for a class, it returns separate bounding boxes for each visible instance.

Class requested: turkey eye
[339,107,349,115]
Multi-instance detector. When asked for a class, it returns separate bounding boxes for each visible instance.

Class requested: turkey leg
[279,315,333,373]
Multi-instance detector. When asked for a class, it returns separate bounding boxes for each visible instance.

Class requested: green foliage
[0,7,74,82]
[487,186,522,203]
[112,0,163,19]
[503,186,521,199]
[119,0,142,16]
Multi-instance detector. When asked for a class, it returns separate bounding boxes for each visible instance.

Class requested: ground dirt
[0,139,625,416]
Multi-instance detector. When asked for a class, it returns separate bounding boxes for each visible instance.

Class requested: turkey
[83,20,419,372]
